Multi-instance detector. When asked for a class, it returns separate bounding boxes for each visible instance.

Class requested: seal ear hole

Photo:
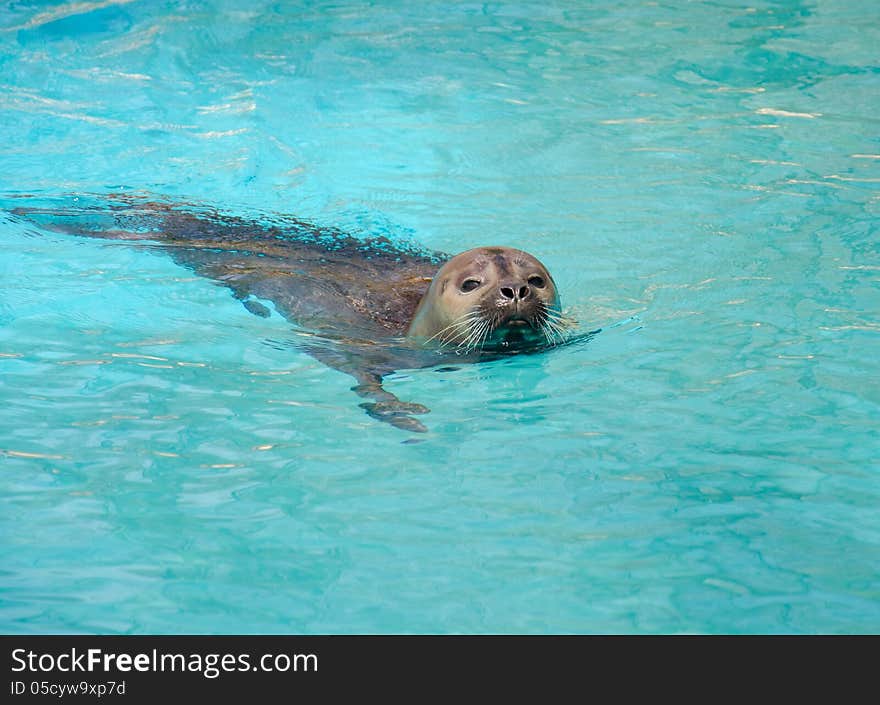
[528,275,546,289]
[460,279,481,293]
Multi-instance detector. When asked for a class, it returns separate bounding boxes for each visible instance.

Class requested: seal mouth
[485,313,544,348]
[430,301,565,353]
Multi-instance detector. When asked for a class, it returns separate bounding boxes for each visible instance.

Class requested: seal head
[406,246,562,351]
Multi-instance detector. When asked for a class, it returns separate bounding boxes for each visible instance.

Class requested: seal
[12,196,578,432]
[407,246,565,352]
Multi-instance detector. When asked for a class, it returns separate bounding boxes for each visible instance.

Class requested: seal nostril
[519,286,529,299]
[500,286,515,300]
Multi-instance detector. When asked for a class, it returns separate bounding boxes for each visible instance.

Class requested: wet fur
[11,195,571,433]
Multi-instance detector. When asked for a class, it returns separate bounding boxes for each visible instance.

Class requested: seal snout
[406,245,564,349]
[499,283,531,302]
[497,280,538,327]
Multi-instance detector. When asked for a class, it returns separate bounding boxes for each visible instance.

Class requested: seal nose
[499,283,531,302]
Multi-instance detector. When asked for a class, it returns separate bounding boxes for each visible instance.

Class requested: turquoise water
[1,0,878,633]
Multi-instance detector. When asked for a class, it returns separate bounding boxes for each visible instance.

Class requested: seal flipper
[299,341,429,432]
[234,293,272,318]
[352,373,429,433]
[359,404,428,433]
[242,298,271,318]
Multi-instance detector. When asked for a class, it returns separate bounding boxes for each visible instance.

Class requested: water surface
[1,0,878,633]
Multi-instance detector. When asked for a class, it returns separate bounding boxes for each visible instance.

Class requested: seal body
[12,196,571,432]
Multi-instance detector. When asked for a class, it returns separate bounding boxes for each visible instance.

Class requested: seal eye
[460,279,481,293]
[528,275,546,289]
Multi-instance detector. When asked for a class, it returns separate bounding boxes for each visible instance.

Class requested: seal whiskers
[425,309,482,348]
[537,306,572,346]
